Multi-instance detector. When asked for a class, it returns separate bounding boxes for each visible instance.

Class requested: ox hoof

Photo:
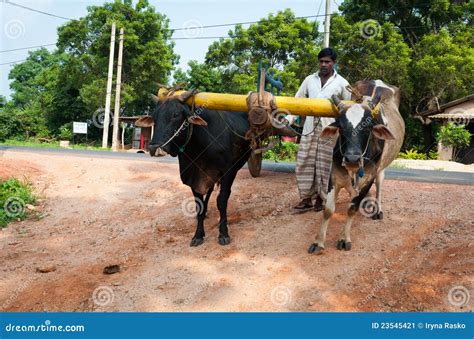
[371,211,384,220]
[336,240,352,251]
[190,237,204,247]
[308,243,324,254]
[218,235,231,246]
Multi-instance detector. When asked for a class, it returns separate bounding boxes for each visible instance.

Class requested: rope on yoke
[245,90,277,150]
[346,85,364,103]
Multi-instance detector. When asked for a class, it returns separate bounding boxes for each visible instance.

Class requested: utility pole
[323,0,331,48]
[102,22,116,148]
[112,27,124,152]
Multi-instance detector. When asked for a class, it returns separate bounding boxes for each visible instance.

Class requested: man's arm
[341,80,352,100]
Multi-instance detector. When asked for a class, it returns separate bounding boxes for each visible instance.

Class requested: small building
[419,94,474,164]
[118,116,153,152]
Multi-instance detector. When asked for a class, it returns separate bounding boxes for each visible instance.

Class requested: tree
[8,48,62,109]
[411,27,473,106]
[4,0,178,141]
[203,9,320,95]
[409,25,473,152]
[4,49,64,140]
[338,0,473,48]
[56,0,178,117]
[335,1,473,152]
[330,15,412,92]
[174,60,225,93]
[329,15,419,149]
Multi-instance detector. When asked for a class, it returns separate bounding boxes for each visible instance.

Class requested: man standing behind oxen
[285,48,351,212]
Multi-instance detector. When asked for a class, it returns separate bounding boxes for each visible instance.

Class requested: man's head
[318,47,337,77]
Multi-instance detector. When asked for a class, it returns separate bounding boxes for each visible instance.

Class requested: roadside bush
[263,141,299,162]
[58,124,73,141]
[0,178,36,228]
[436,122,472,161]
[398,148,438,160]
[398,149,428,160]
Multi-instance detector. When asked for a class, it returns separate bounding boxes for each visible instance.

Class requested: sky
[0,0,337,98]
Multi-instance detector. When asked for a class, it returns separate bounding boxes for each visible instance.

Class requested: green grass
[1,139,109,151]
[0,178,37,228]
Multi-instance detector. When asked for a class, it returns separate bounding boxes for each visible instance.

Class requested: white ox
[308,80,405,254]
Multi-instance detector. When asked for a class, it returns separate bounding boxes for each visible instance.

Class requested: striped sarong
[295,118,335,201]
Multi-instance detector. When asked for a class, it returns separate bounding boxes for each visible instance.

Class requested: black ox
[136,91,251,247]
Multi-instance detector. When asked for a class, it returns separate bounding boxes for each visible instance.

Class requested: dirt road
[0,150,472,312]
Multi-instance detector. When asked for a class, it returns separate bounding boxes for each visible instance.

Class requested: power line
[4,0,73,20]
[0,36,233,54]
[169,14,333,31]
[3,0,334,30]
[0,22,432,55]
[0,59,26,66]
[2,0,459,34]
[171,36,231,40]
[0,13,336,54]
[1,14,334,53]
[0,43,56,53]
[3,0,333,30]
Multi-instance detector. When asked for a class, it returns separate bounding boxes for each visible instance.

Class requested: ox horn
[371,102,381,117]
[331,94,345,112]
[177,90,197,103]
[368,92,382,117]
[150,93,160,104]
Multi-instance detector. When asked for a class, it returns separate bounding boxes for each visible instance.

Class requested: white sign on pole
[73,122,88,134]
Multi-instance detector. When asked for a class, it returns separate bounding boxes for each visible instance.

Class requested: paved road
[2,145,473,185]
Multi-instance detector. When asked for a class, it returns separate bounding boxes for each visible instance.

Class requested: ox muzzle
[148,144,167,157]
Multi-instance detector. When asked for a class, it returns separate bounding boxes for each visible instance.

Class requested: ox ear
[135,116,154,127]
[187,115,208,126]
[373,124,395,140]
[320,123,340,139]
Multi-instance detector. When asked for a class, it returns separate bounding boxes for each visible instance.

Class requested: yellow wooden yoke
[158,88,355,118]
